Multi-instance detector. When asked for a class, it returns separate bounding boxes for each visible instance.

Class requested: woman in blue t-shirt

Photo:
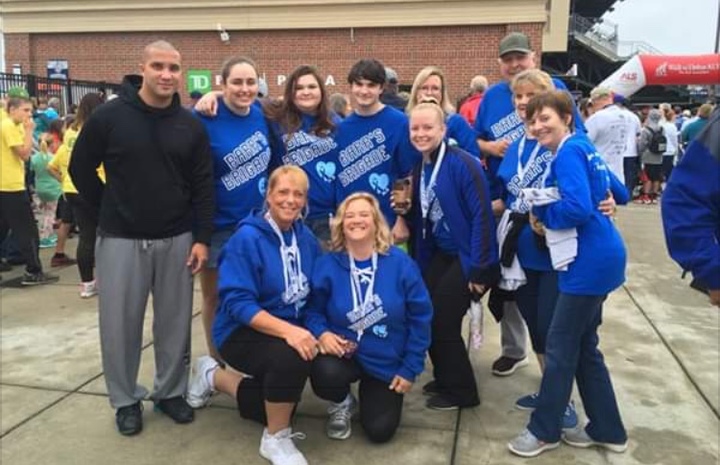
[507,90,629,458]
[405,66,480,159]
[194,56,275,360]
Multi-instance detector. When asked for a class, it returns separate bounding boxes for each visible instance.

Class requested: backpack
[646,127,667,154]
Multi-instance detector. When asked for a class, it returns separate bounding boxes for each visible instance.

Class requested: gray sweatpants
[96,232,193,408]
[501,301,528,359]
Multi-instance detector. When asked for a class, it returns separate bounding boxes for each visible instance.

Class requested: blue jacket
[213,211,322,349]
[662,108,720,290]
[409,144,500,285]
[269,113,340,220]
[533,134,628,295]
[194,101,275,230]
[305,247,432,383]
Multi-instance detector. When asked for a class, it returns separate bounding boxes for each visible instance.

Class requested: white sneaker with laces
[259,427,308,465]
[80,280,98,298]
[326,393,356,440]
[186,356,219,408]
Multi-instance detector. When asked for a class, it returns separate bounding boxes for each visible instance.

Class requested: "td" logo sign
[187,70,212,94]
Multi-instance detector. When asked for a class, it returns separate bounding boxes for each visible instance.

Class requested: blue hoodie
[533,134,629,295]
[474,78,585,200]
[662,108,720,290]
[497,136,555,271]
[305,246,432,383]
[213,211,322,349]
[194,101,275,230]
[269,113,341,221]
[334,106,421,225]
[409,144,501,285]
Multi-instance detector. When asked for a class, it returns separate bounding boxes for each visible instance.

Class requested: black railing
[0,72,120,114]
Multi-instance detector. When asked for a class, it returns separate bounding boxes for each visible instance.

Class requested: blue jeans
[515,269,559,355]
[528,293,626,444]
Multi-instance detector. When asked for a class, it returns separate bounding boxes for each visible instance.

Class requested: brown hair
[264,64,335,138]
[526,90,575,129]
[330,192,392,254]
[72,93,104,130]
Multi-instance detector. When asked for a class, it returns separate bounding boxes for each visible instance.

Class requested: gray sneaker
[326,393,356,440]
[508,428,560,458]
[562,426,628,453]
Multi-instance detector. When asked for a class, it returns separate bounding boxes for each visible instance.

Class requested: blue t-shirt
[497,137,554,271]
[270,113,340,220]
[422,162,457,254]
[194,101,274,230]
[334,106,421,225]
[474,78,586,199]
[446,113,480,158]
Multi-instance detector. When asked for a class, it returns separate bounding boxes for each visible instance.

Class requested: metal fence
[0,72,120,115]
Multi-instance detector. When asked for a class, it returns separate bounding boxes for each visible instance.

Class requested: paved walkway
[1,205,718,465]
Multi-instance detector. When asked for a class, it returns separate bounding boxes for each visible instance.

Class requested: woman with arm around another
[186,166,321,465]
[404,101,500,411]
[305,192,432,443]
[507,91,628,458]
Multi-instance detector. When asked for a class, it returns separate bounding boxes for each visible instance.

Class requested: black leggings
[219,326,310,426]
[423,252,479,406]
[0,191,42,274]
[310,354,403,443]
[65,193,97,282]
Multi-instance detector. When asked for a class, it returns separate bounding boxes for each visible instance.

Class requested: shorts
[644,164,662,182]
[207,227,236,269]
[57,195,74,223]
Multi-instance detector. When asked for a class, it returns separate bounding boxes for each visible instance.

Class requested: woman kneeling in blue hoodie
[305,192,433,443]
[186,166,322,465]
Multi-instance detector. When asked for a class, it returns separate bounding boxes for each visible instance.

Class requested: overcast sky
[603,0,719,55]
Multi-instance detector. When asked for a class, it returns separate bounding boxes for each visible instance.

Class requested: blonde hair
[39,133,52,153]
[267,165,309,196]
[409,100,447,128]
[330,192,392,254]
[510,69,555,94]
[407,66,454,115]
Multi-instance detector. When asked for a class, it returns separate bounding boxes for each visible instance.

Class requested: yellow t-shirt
[0,115,27,192]
[49,127,105,194]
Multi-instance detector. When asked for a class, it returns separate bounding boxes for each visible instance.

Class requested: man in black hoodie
[69,40,214,436]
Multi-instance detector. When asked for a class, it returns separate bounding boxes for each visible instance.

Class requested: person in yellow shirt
[0,97,58,285]
[48,93,104,297]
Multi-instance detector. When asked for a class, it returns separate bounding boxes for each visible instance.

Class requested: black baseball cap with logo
[499,32,532,57]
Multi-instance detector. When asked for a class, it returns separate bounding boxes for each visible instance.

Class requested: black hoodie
[69,75,214,244]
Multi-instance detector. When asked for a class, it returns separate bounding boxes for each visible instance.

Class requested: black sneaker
[21,272,59,286]
[422,380,442,396]
[426,394,480,411]
[491,356,529,377]
[154,396,195,424]
[116,402,143,436]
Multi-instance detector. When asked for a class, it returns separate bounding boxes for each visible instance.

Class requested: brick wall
[4,23,544,103]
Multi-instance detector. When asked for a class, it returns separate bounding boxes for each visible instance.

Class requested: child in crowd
[30,133,62,248]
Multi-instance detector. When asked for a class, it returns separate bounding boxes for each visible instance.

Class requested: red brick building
[2,0,571,103]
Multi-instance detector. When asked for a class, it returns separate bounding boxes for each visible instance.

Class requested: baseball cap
[7,86,30,99]
[384,67,399,83]
[499,32,532,57]
[590,86,613,100]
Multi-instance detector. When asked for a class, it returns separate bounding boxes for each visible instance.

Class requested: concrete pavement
[1,204,718,465]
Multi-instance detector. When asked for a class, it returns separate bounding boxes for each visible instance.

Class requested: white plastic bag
[469,298,484,349]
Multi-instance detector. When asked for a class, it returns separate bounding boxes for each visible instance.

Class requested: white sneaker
[259,427,308,465]
[80,280,98,299]
[186,356,219,408]
[326,393,356,440]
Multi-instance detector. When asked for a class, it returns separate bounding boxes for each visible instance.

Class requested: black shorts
[57,195,74,223]
[644,164,663,182]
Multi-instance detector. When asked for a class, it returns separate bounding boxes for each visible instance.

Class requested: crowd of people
[1,30,717,465]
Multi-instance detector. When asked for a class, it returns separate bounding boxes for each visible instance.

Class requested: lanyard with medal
[265,212,305,316]
[420,141,447,239]
[349,252,378,342]
[513,136,542,212]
